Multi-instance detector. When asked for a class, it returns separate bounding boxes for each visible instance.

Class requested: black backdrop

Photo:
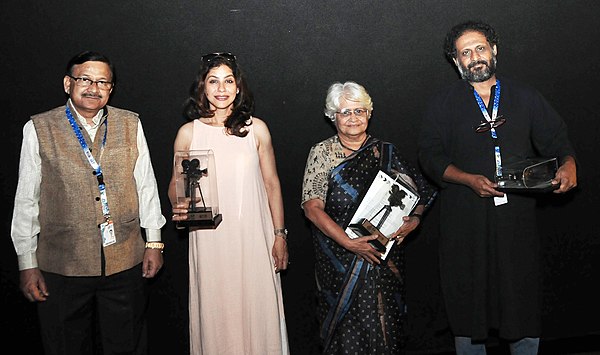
[2,1,599,354]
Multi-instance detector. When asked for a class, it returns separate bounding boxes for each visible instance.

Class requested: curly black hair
[444,21,499,61]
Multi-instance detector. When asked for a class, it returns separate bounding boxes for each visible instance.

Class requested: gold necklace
[338,135,370,152]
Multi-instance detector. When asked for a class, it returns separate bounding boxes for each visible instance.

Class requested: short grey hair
[324,81,373,120]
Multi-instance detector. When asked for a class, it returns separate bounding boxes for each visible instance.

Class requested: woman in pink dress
[168,52,289,355]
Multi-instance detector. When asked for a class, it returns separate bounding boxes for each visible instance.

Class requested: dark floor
[429,334,600,355]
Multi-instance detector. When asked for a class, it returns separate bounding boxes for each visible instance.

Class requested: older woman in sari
[301,81,436,354]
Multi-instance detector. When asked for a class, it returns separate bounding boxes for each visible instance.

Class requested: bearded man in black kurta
[418,21,577,354]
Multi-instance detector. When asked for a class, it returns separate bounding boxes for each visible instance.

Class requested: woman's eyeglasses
[335,108,369,119]
[201,52,237,64]
[475,116,506,133]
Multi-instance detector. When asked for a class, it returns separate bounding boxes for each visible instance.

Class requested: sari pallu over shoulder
[315,138,408,353]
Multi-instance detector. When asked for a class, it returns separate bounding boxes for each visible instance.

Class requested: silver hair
[324,81,373,121]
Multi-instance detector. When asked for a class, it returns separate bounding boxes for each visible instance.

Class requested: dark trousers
[37,264,148,355]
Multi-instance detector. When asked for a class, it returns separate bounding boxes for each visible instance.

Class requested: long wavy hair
[183,53,254,137]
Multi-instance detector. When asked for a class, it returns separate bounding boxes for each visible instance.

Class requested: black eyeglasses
[475,116,506,133]
[201,52,237,64]
[68,75,114,90]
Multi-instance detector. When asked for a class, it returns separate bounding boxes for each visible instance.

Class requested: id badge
[494,193,508,206]
[100,220,117,247]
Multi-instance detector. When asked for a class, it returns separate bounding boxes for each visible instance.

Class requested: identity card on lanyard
[473,79,508,206]
[66,106,117,246]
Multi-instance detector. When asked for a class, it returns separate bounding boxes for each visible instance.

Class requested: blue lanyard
[65,106,111,220]
[473,79,503,177]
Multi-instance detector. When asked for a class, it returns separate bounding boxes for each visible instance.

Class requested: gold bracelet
[145,242,165,251]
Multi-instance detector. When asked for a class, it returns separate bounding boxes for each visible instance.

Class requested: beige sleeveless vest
[33,104,144,276]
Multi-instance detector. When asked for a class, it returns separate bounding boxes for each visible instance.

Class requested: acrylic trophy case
[496,157,558,192]
[174,150,222,228]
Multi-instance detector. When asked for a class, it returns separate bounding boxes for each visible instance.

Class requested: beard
[458,55,497,82]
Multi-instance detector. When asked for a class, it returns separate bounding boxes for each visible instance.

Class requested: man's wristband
[145,242,165,252]
[410,213,422,221]
[274,228,288,241]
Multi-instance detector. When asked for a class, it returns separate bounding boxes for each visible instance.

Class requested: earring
[236,89,239,94]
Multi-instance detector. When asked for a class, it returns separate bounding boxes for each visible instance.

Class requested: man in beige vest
[10,50,166,355]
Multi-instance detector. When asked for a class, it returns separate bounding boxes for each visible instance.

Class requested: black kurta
[418,77,576,341]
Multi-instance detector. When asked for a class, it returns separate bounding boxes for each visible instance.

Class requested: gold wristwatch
[145,242,165,252]
[274,228,288,241]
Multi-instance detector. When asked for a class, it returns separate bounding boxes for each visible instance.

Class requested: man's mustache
[82,93,103,99]
[468,60,488,69]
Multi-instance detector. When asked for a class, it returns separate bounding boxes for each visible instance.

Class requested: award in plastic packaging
[346,170,420,260]
[496,157,558,192]
[173,150,222,228]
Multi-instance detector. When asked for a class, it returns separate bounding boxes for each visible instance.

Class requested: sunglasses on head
[201,52,237,64]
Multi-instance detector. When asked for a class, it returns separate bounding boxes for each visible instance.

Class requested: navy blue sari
[313,137,436,354]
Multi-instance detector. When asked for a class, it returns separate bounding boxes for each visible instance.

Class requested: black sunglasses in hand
[475,116,506,133]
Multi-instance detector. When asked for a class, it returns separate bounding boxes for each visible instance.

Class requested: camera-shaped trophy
[346,170,420,260]
[174,150,222,229]
[349,184,409,252]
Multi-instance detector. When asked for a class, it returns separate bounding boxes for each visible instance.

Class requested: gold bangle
[145,242,165,251]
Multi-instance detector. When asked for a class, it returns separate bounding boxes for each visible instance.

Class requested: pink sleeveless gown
[188,119,289,355]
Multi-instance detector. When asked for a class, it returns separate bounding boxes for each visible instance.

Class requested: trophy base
[349,218,390,252]
[176,213,222,229]
[368,238,389,253]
